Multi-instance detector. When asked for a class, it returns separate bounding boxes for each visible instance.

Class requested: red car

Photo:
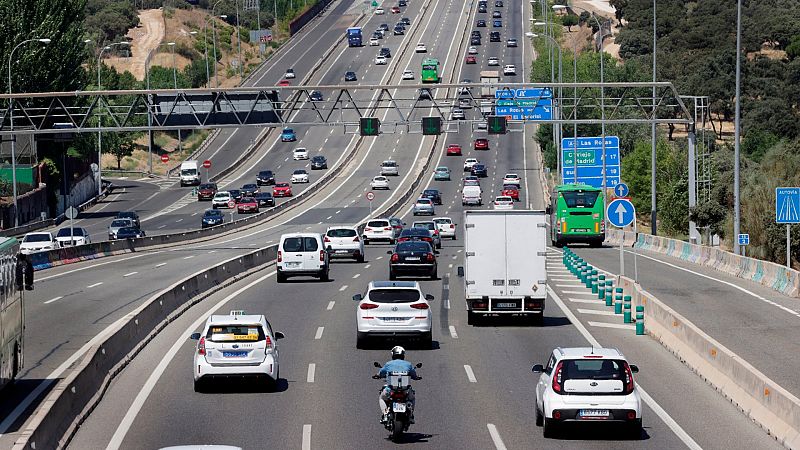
[391,6,401,13]
[278,79,291,86]
[502,184,520,201]
[465,55,477,64]
[273,182,293,197]
[446,144,462,156]
[474,138,489,150]
[237,196,260,213]
[197,183,218,201]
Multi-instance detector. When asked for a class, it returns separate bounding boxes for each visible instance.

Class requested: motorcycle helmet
[391,345,406,360]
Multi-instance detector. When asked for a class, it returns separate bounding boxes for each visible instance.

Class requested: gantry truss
[0,82,693,135]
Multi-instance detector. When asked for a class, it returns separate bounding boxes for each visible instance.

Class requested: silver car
[412,198,435,216]
[108,218,135,240]
[381,160,399,176]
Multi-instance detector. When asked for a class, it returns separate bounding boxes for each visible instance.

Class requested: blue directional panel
[561,136,620,188]
[776,187,800,224]
[494,88,553,120]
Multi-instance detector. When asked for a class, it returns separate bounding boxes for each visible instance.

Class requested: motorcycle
[372,361,422,441]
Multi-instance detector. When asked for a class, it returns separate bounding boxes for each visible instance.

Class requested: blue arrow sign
[614,183,629,198]
[776,187,800,224]
[607,198,635,228]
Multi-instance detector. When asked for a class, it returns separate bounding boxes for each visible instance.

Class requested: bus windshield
[561,190,600,208]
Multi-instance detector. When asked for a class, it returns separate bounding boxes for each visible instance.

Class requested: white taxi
[353,281,433,349]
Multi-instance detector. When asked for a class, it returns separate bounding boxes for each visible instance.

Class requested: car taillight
[391,254,400,262]
[433,230,439,235]
[624,362,635,394]
[423,237,432,242]
[320,250,325,261]
[353,236,360,242]
[426,253,435,262]
[384,227,392,231]
[552,361,564,393]
[265,335,273,353]
[277,250,282,262]
[450,224,455,229]
[198,337,206,356]
[360,303,379,310]
[324,236,330,242]
[365,227,373,232]
[410,303,429,310]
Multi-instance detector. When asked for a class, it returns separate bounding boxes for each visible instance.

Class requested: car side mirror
[374,361,382,368]
[274,331,285,340]
[353,294,363,301]
[415,363,423,368]
[457,266,464,277]
[387,250,393,254]
[629,364,639,374]
[532,364,544,373]
[425,294,434,301]
[190,332,201,340]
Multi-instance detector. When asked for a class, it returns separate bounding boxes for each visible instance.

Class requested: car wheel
[543,418,558,438]
[389,269,397,280]
[452,235,457,241]
[421,332,433,349]
[530,314,544,326]
[627,419,642,439]
[319,268,330,282]
[356,254,365,263]
[276,271,286,283]
[193,379,205,393]
[356,333,368,349]
[430,269,437,280]
[389,238,396,245]
[535,404,544,426]
[467,311,480,326]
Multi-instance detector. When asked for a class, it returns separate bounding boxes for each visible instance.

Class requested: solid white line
[105,270,276,449]
[87,282,103,288]
[302,424,312,450]
[155,262,167,268]
[307,363,316,383]
[123,272,138,277]
[339,285,348,292]
[464,364,477,383]
[569,298,604,304]
[353,273,360,279]
[561,290,594,295]
[327,301,335,310]
[43,296,63,305]
[449,325,458,339]
[486,424,508,450]
[36,251,162,283]
[182,255,195,260]
[547,286,702,449]
[577,308,617,316]
[314,326,324,340]
[588,321,635,330]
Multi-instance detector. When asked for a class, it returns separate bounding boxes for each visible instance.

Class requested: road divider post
[623,295,632,323]
[635,305,644,335]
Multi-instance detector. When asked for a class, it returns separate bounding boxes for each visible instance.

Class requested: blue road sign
[495,88,553,99]
[561,136,621,188]
[494,105,552,120]
[607,198,635,228]
[776,187,800,224]
[614,182,629,198]
[738,233,750,246]
[495,88,554,120]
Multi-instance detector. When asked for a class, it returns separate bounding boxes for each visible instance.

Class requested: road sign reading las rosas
[561,136,620,188]
[607,198,635,228]
[776,187,800,224]
[495,88,553,121]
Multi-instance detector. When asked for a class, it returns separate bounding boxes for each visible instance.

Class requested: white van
[462,185,483,206]
[277,233,330,282]
[180,160,201,186]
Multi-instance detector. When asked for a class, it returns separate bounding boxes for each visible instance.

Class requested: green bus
[0,237,24,390]
[421,58,440,83]
[547,184,605,247]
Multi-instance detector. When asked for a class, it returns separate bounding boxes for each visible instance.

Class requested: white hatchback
[488,56,500,66]
[493,196,514,210]
[363,218,398,244]
[533,347,642,438]
[191,311,285,392]
[375,54,388,65]
[277,233,330,282]
[375,7,385,14]
[463,158,479,171]
[402,69,415,80]
[371,176,390,190]
[370,37,380,46]
[212,191,233,208]
[293,147,309,160]
[324,226,365,262]
[432,217,456,240]
[415,43,427,52]
[353,280,433,349]
[503,64,516,75]
[291,169,309,183]
[468,46,478,54]
[503,173,521,185]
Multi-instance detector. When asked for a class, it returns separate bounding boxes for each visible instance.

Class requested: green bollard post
[597,275,606,299]
[591,278,597,294]
[605,291,613,307]
[636,306,645,335]
[623,296,632,323]
[614,295,623,314]
[588,270,597,288]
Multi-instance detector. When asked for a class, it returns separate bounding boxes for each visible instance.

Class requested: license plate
[573,228,589,232]
[382,317,407,322]
[335,250,348,254]
[285,262,301,268]
[222,351,247,358]
[406,256,420,261]
[497,303,516,308]
[579,409,610,418]
[393,402,406,413]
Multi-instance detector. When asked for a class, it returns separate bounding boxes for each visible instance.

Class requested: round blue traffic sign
[607,198,636,228]
[614,182,629,198]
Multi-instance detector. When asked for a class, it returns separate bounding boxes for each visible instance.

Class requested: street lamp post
[97,41,130,196]
[532,21,559,162]
[235,0,243,79]
[528,32,563,182]
[7,38,50,227]
[733,0,743,255]
[145,42,177,174]
[211,0,227,87]
[651,0,658,235]
[167,42,182,153]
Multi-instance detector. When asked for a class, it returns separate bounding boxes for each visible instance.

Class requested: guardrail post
[635,305,644,335]
[597,275,605,299]
[589,270,598,290]
[605,290,613,307]
[614,288,623,314]
[623,295,632,323]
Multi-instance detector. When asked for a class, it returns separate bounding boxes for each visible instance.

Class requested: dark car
[197,183,218,201]
[344,71,357,82]
[471,36,481,45]
[478,5,487,13]
[401,17,411,25]
[477,19,486,27]
[116,226,145,239]
[421,189,442,205]
[201,209,224,228]
[397,227,434,245]
[116,211,140,228]
[493,19,502,27]
[241,183,259,196]
[254,192,275,207]
[490,31,501,42]
[310,90,323,102]
[256,170,275,186]
[228,189,243,202]
[379,23,390,31]
[399,0,407,5]
[471,164,488,177]
[492,11,501,18]
[311,155,328,170]
[393,26,404,35]
[388,241,437,280]
[495,0,503,6]
[418,88,433,100]
[380,47,392,58]
[471,30,481,37]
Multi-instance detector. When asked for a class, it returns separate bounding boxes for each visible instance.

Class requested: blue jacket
[378,359,417,379]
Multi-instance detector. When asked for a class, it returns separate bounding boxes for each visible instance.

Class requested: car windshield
[503,185,518,190]
[256,192,272,198]
[413,223,434,230]
[424,190,438,195]
[327,228,357,238]
[397,241,431,252]
[433,218,451,224]
[229,190,241,195]
[561,190,600,208]
[240,197,255,203]
[368,288,422,303]
[180,169,196,176]
[24,233,51,242]
[199,184,215,190]
[276,183,289,188]
[56,228,85,237]
[259,171,272,176]
[416,199,431,204]
[204,210,222,217]
[243,184,257,189]
[382,161,397,167]
[282,236,319,252]
[283,129,294,133]
[214,193,230,198]
[401,229,428,237]
[294,170,306,174]
[110,219,131,228]
[206,324,266,343]
[436,167,447,172]
[561,359,627,381]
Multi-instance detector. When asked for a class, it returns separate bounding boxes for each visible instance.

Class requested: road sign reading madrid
[561,136,620,188]
[607,198,635,228]
[776,187,800,224]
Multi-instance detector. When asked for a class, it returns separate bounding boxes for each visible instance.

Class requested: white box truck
[180,160,200,186]
[460,210,548,325]
[480,70,499,98]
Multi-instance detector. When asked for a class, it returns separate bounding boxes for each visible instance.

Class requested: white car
[362,218,399,244]
[353,280,433,349]
[451,108,465,120]
[370,37,380,46]
[493,196,514,210]
[458,97,472,109]
[191,311,285,392]
[55,227,91,247]
[370,175,390,190]
[432,217,456,240]
[468,46,478,55]
[463,158,479,171]
[284,68,296,79]
[503,173,521,185]
[324,226,365,262]
[533,347,642,438]
[20,232,56,254]
[375,7,385,14]
[375,54,387,65]
[291,169,309,183]
[292,147,309,160]
[212,191,233,208]
[412,198,435,216]
[402,69,415,80]
[277,232,329,282]
[503,64,516,75]
[415,43,427,53]
[381,160,399,176]
[487,57,500,66]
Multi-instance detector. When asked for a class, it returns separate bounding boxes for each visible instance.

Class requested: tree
[562,14,579,32]
[104,132,137,169]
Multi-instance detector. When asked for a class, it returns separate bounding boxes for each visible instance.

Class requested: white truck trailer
[460,209,548,325]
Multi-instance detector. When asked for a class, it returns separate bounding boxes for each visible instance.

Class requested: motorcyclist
[376,346,418,424]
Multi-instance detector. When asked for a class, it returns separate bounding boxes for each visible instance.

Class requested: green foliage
[183,58,211,88]
[620,139,683,216]
[741,129,781,163]
[561,14,579,32]
[147,65,191,89]
[787,35,800,60]
[690,201,727,237]
[84,0,138,43]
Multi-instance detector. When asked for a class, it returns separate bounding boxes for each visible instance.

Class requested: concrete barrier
[614,275,800,449]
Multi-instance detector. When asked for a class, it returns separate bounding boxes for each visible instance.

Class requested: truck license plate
[497,303,516,308]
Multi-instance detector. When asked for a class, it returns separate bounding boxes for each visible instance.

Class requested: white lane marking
[175,218,183,223]
[376,256,383,260]
[44,296,63,305]
[561,290,595,295]
[314,327,324,340]
[339,285,349,292]
[556,283,584,287]
[307,363,316,383]
[353,273,360,279]
[106,270,276,449]
[157,225,166,229]
[208,250,217,254]
[327,301,335,310]
[123,272,138,277]
[191,212,199,216]
[486,424,508,450]
[364,264,371,269]
[449,325,458,339]
[155,262,167,268]
[464,364,477,383]
[182,255,195,260]
[577,308,617,316]
[302,424,312,450]
[547,285,703,449]
[37,252,162,283]
[448,263,453,269]
[451,255,457,260]
[570,298,605,304]
[87,282,103,288]
[326,215,332,220]
[588,321,636,330]
[335,209,342,214]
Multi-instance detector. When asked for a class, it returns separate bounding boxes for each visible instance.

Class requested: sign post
[607,198,636,280]
[65,206,79,245]
[366,191,375,215]
[738,233,750,257]
[203,159,212,183]
[776,187,800,268]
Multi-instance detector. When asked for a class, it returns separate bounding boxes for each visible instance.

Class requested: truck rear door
[505,212,547,298]
[465,212,508,297]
